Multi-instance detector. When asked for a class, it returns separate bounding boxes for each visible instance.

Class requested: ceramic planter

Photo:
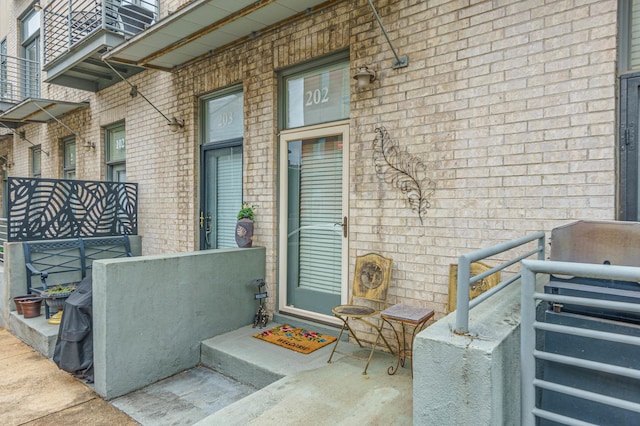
[20,298,43,318]
[44,295,69,311]
[13,295,35,315]
[235,218,254,248]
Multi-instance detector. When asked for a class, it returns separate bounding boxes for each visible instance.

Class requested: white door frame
[278,120,349,324]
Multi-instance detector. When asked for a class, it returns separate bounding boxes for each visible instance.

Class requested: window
[106,123,126,182]
[63,136,76,179]
[31,146,41,178]
[280,53,350,130]
[20,9,40,99]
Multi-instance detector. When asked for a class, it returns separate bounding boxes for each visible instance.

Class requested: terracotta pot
[235,218,254,248]
[21,298,43,318]
[13,295,35,315]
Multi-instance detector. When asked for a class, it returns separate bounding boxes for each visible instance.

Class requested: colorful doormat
[253,324,337,354]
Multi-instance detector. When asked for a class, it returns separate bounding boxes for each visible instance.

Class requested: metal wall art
[373,126,435,224]
[8,177,138,241]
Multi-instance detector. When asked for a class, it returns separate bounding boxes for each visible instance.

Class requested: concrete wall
[0,236,143,329]
[92,247,265,399]
[413,278,544,426]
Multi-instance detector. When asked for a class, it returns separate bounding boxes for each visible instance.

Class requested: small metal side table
[381,303,434,376]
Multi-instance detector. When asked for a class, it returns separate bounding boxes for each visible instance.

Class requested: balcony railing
[43,0,159,66]
[0,54,40,105]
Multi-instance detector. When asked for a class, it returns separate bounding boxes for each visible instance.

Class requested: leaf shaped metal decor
[372,126,435,224]
[7,177,138,241]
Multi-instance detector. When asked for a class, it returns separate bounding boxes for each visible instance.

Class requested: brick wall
[349,0,617,315]
[1,0,619,319]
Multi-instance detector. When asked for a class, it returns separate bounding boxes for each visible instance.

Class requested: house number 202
[305,88,329,106]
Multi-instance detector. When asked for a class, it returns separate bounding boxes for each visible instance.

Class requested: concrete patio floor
[1,324,413,425]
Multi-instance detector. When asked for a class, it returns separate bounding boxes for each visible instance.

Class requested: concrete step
[113,322,407,425]
[200,322,357,390]
[9,311,59,358]
[196,327,412,426]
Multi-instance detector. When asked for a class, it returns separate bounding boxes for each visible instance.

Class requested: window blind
[215,147,242,248]
[297,138,342,294]
[632,0,640,69]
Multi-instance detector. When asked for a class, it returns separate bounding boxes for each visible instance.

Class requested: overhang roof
[0,98,89,128]
[103,0,332,71]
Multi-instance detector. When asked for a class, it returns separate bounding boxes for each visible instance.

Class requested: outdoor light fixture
[353,66,376,89]
[168,117,185,132]
[33,2,42,11]
[0,156,14,171]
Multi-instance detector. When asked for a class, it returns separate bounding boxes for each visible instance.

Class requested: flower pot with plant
[235,202,256,248]
[41,284,76,324]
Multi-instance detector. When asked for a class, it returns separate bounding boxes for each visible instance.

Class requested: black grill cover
[53,275,93,382]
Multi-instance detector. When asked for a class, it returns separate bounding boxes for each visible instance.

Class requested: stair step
[200,322,353,389]
[9,311,58,358]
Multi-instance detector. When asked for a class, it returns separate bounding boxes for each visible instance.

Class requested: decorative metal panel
[8,177,137,241]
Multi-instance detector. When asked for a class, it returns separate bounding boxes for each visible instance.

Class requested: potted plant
[41,284,76,325]
[235,202,256,248]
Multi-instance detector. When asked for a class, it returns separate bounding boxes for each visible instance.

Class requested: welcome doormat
[253,324,337,354]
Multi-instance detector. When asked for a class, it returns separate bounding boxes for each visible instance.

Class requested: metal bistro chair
[327,253,394,374]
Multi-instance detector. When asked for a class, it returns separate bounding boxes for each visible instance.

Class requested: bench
[24,235,134,318]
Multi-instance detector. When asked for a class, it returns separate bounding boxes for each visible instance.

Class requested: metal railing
[454,231,546,334]
[43,0,159,66]
[0,54,40,104]
[521,259,640,426]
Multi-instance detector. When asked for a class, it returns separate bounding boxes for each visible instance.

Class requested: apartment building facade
[0,0,629,325]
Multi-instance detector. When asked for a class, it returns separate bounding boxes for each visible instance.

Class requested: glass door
[621,73,640,220]
[279,123,349,319]
[200,144,242,249]
[200,88,243,249]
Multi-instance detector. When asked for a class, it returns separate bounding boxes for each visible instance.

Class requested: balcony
[103,0,331,71]
[42,0,159,92]
[0,54,40,122]
[0,53,88,129]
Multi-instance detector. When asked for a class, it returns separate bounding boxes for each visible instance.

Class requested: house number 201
[305,88,329,106]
